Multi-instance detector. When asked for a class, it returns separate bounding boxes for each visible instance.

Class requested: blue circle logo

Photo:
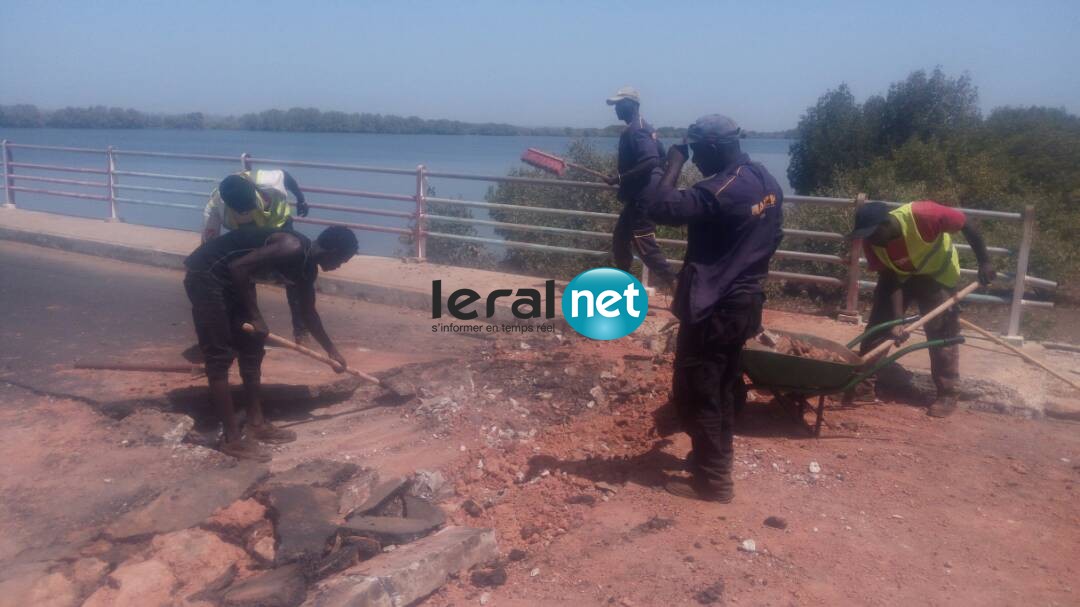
[562,268,649,340]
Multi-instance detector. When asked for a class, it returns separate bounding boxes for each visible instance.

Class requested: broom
[521,148,610,181]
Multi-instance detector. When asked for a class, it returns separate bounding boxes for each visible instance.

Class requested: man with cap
[604,87,679,292]
[850,200,996,417]
[640,114,784,503]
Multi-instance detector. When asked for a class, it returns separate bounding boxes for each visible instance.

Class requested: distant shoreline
[0,104,795,139]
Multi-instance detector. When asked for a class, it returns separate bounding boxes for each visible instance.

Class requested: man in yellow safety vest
[201,169,312,342]
[850,200,996,417]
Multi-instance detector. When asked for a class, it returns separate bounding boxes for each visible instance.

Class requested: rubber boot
[665,475,734,503]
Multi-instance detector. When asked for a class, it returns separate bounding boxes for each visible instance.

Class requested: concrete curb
[0,225,187,271]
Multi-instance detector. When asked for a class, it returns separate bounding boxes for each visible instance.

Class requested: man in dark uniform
[641,115,784,503]
[603,87,679,292]
[184,225,358,461]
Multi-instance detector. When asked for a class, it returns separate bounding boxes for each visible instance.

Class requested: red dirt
[420,333,1079,606]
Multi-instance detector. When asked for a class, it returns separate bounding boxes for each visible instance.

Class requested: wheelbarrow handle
[846,315,921,349]
[841,336,966,392]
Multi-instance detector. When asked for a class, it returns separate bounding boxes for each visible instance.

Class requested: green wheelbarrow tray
[741,316,965,435]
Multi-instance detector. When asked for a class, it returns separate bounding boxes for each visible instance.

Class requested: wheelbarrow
[741,316,965,436]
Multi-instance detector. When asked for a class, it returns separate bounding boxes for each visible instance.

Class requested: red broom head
[521,148,567,176]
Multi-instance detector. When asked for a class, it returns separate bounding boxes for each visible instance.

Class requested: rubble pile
[767,334,851,364]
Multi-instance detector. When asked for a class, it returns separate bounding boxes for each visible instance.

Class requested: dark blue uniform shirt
[642,153,784,323]
[616,116,663,203]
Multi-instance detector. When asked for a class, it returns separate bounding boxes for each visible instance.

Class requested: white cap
[606,86,641,105]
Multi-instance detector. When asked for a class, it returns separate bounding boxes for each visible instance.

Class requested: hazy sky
[2,0,1077,130]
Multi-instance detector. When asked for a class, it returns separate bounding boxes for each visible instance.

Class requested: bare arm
[961,221,996,285]
[290,282,346,370]
[282,170,308,217]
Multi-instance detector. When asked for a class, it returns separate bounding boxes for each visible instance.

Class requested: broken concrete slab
[345,476,407,517]
[340,515,444,545]
[105,461,268,540]
[223,563,307,607]
[337,469,379,516]
[262,460,362,492]
[263,485,341,566]
[402,495,447,528]
[303,527,497,607]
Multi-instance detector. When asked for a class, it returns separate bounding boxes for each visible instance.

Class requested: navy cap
[849,202,892,239]
[686,114,741,144]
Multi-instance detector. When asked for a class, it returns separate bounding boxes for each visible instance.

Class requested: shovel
[860,281,980,363]
[241,323,415,397]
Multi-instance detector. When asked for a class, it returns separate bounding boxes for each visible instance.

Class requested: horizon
[2,1,1078,132]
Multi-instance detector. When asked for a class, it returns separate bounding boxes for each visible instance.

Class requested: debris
[635,516,675,533]
[808,462,822,474]
[471,563,508,587]
[83,559,176,607]
[346,476,408,518]
[767,335,850,363]
[410,469,448,500]
[203,498,268,538]
[520,523,543,540]
[262,459,361,491]
[508,548,527,562]
[763,516,788,530]
[480,591,492,605]
[566,494,596,506]
[463,499,484,517]
[738,539,757,553]
[530,567,541,577]
[221,563,306,607]
[694,579,726,604]
[595,481,620,494]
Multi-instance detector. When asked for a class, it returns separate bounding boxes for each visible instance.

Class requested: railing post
[1,140,15,209]
[838,193,866,324]
[104,146,121,222]
[240,152,252,172]
[1005,205,1035,342]
[415,164,427,260]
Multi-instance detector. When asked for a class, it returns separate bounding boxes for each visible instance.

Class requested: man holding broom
[184,224,358,461]
[604,87,679,292]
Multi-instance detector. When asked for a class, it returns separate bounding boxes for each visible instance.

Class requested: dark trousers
[184,271,266,382]
[860,275,960,396]
[672,294,763,487]
[612,205,678,289]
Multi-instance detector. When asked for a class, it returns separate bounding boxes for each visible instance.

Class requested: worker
[850,200,996,417]
[603,87,679,292]
[183,224,358,461]
[203,170,312,343]
[640,115,784,503]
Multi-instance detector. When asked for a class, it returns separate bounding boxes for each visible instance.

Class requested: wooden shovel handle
[860,281,980,363]
[241,323,382,386]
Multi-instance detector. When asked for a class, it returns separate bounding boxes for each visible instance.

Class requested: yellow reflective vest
[870,203,961,288]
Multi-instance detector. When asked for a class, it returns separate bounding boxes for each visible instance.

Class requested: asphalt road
[0,241,469,399]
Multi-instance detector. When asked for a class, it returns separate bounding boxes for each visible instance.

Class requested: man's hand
[667,142,689,165]
[327,348,347,373]
[977,262,997,286]
[603,174,620,187]
[296,198,309,217]
[889,325,910,346]
[248,316,269,338]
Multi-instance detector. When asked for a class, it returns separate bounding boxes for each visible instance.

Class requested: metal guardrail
[0,139,1056,338]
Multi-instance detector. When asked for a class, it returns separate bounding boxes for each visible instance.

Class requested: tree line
[0,103,793,138]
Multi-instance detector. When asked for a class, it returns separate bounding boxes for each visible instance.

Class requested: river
[0,128,792,256]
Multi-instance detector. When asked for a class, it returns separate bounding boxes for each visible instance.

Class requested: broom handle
[959,318,1080,392]
[241,323,382,386]
[860,281,980,363]
[564,161,611,181]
